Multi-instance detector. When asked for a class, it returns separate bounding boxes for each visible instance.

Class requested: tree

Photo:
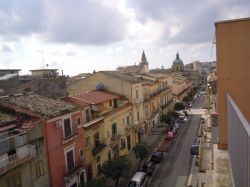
[101,157,131,187]
[174,102,185,111]
[133,144,148,170]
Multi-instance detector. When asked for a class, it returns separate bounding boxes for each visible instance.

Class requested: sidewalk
[187,109,233,187]
[118,124,167,187]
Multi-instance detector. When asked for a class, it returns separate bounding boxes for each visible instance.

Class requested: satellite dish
[96,82,105,90]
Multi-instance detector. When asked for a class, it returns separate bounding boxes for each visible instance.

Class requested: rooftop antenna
[211,32,216,58]
[37,50,45,69]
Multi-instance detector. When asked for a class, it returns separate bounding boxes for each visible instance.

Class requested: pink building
[0,93,86,187]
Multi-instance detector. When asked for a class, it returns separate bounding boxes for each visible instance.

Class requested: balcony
[0,144,36,175]
[83,117,104,128]
[92,140,106,156]
[226,94,250,187]
[64,164,83,181]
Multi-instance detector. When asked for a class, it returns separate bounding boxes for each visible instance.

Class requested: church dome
[173,52,183,64]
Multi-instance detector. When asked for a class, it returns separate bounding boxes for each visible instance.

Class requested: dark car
[191,143,199,156]
[141,162,156,176]
[150,151,163,163]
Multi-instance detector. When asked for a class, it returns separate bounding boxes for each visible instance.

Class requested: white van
[128,172,148,187]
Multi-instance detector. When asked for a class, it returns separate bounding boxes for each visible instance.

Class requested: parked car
[174,123,180,129]
[183,110,188,116]
[172,126,178,134]
[167,131,175,140]
[128,172,148,187]
[141,162,156,176]
[150,151,163,163]
[183,117,188,122]
[191,143,199,156]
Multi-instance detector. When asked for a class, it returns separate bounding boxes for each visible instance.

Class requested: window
[64,118,72,138]
[94,133,100,148]
[77,117,81,126]
[136,90,139,98]
[35,161,45,178]
[111,123,117,136]
[66,149,75,172]
[120,139,126,149]
[7,173,22,187]
[85,137,90,148]
[109,100,112,107]
[126,115,130,125]
[79,149,84,159]
[114,99,118,108]
[137,111,140,121]
[86,109,90,122]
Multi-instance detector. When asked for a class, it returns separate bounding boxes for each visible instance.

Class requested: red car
[167,131,175,140]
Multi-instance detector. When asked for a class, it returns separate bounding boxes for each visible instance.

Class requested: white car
[183,117,188,122]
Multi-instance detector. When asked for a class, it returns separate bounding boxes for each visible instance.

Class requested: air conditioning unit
[55,121,62,128]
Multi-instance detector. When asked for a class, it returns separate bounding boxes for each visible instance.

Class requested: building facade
[216,17,250,186]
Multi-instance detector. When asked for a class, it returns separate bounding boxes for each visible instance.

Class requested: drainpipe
[42,120,52,186]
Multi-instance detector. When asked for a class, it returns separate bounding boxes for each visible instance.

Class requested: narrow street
[149,94,205,187]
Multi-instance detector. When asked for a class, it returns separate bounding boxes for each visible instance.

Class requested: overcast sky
[0,0,249,76]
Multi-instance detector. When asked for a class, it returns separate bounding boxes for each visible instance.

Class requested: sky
[0,0,250,76]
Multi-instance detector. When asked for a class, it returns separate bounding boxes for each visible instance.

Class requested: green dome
[173,52,183,64]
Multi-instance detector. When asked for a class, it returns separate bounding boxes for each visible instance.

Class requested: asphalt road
[149,95,205,187]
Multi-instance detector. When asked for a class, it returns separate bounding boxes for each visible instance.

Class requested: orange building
[216,17,250,149]
[216,17,250,186]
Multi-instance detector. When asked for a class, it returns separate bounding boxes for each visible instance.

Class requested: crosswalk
[188,108,207,115]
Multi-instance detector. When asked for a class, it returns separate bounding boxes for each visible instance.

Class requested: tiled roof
[0,93,78,118]
[71,90,124,105]
[0,111,17,124]
[117,65,144,74]
[100,71,146,84]
[63,97,90,107]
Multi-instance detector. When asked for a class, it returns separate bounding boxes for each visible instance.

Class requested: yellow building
[67,71,151,145]
[64,90,132,179]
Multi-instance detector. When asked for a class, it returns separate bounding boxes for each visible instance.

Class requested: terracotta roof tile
[0,111,17,124]
[71,90,124,104]
[0,93,78,118]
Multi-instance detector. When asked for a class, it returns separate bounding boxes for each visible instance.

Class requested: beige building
[67,71,151,144]
[0,111,49,187]
[216,17,250,186]
[166,75,191,103]
[30,69,59,78]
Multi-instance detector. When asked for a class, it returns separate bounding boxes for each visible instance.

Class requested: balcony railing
[92,140,107,156]
[83,117,104,128]
[226,94,250,187]
[65,164,83,181]
[0,144,36,175]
